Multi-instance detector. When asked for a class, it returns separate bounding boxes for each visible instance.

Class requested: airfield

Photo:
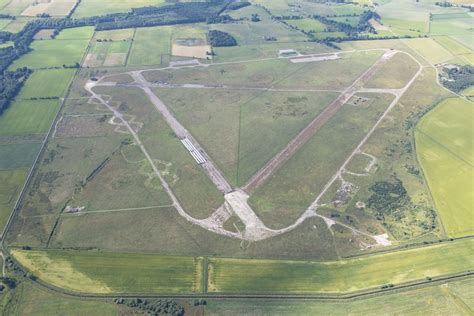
[0,0,472,314]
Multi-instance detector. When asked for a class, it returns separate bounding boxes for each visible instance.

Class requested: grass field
[145,51,382,90]
[249,93,393,229]
[128,26,172,66]
[18,69,76,99]
[0,143,41,169]
[3,283,119,316]
[0,18,28,32]
[286,18,326,33]
[10,39,91,69]
[95,28,135,41]
[54,26,95,40]
[50,207,337,260]
[72,0,166,17]
[416,98,474,238]
[11,249,204,294]
[207,238,474,294]
[0,99,60,136]
[156,88,338,186]
[206,278,474,315]
[365,52,419,88]
[0,169,28,231]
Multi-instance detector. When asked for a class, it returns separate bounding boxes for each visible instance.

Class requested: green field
[1,283,119,316]
[206,278,474,315]
[208,238,474,293]
[416,98,474,238]
[0,99,60,136]
[365,52,420,88]
[10,39,91,69]
[54,26,95,40]
[249,93,393,229]
[18,69,76,99]
[430,12,473,36]
[86,40,131,67]
[73,0,166,17]
[433,36,472,55]
[0,143,41,169]
[404,37,454,64]
[12,249,204,294]
[95,28,135,41]
[157,88,338,186]
[128,26,172,66]
[286,18,326,33]
[0,169,28,231]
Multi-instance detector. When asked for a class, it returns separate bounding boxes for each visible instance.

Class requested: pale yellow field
[172,44,212,59]
[416,98,474,238]
[21,0,76,16]
[404,38,454,64]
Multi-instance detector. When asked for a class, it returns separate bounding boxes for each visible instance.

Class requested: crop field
[207,238,474,294]
[416,98,474,238]
[430,13,473,36]
[17,69,76,99]
[4,283,119,316]
[84,40,131,67]
[0,143,41,170]
[206,278,474,315]
[11,249,204,294]
[404,37,454,64]
[55,26,95,40]
[20,0,77,17]
[434,36,472,55]
[72,0,166,17]
[0,18,28,32]
[249,94,393,229]
[286,18,326,33]
[9,38,91,69]
[128,26,172,66]
[0,99,60,136]
[0,169,28,230]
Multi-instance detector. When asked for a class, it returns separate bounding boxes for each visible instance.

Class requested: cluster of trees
[209,29,237,46]
[311,10,381,35]
[441,64,474,92]
[367,179,409,214]
[0,68,31,114]
[114,298,184,316]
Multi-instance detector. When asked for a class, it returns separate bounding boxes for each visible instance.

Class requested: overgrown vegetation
[439,64,474,93]
[208,30,237,47]
[0,68,31,115]
[114,298,185,316]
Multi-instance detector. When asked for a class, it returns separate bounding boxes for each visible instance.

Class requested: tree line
[0,68,31,115]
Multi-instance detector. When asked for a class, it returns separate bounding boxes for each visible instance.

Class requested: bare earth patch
[172,44,212,59]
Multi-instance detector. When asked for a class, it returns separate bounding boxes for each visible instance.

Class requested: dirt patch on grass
[34,29,55,40]
[103,53,126,66]
[172,44,212,59]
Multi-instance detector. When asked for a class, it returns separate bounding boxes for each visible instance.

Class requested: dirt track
[243,50,396,193]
